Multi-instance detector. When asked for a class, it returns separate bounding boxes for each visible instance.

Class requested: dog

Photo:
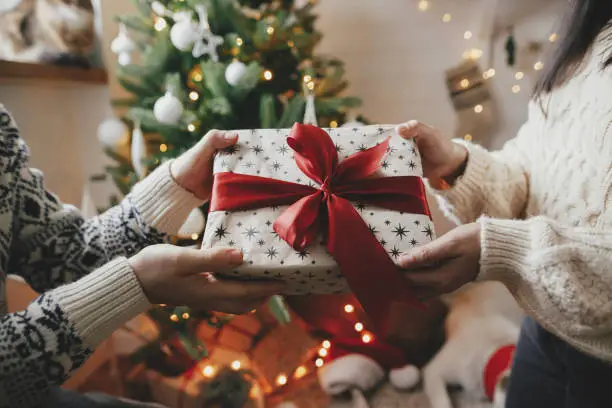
[414,281,524,408]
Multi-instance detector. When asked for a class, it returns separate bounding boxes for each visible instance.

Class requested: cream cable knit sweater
[433,24,612,361]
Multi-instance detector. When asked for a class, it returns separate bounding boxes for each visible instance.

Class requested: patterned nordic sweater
[0,106,203,407]
[433,24,612,361]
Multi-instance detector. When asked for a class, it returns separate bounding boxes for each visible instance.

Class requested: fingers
[201,130,238,157]
[177,247,244,275]
[396,121,434,141]
[398,236,455,270]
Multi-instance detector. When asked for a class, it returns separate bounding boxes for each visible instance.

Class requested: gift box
[203,124,435,334]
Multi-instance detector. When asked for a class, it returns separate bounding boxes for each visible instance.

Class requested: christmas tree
[95,0,366,400]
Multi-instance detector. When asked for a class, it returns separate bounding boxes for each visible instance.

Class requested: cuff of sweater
[478,217,531,282]
[53,258,150,348]
[130,160,204,235]
[429,140,491,210]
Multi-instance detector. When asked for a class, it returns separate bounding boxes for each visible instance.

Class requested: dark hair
[533,0,612,98]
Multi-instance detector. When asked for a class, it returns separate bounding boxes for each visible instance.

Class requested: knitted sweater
[0,106,203,407]
[433,24,612,361]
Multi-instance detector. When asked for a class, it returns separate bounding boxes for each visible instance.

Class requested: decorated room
[2,0,611,408]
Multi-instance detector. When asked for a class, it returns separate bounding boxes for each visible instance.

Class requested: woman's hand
[129,244,285,314]
[171,130,239,200]
[399,223,481,299]
[396,121,468,183]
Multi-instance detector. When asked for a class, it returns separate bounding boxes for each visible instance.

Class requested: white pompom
[318,354,384,396]
[117,52,132,66]
[154,92,184,124]
[389,364,420,390]
[131,125,147,178]
[151,1,167,16]
[98,117,128,146]
[170,18,199,51]
[177,208,206,238]
[225,60,247,86]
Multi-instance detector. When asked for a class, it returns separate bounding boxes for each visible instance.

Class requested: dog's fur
[419,282,524,408]
[0,0,95,66]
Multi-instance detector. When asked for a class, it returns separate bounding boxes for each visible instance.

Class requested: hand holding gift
[202,123,437,335]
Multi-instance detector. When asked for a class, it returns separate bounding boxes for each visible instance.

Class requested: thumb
[201,130,238,157]
[398,237,451,269]
[177,247,243,275]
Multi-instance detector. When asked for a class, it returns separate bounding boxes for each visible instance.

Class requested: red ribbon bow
[211,123,430,335]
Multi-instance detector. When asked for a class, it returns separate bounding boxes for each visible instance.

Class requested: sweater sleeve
[431,105,537,224]
[479,216,612,359]
[0,258,149,408]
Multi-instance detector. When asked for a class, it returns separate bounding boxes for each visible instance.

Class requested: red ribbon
[211,123,430,335]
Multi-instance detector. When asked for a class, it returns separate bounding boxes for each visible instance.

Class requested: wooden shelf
[0,60,108,85]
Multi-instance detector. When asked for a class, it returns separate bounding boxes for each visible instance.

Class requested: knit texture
[0,106,203,407]
[433,24,612,361]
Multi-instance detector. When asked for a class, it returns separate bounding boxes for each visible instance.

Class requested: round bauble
[117,52,132,66]
[97,117,128,146]
[131,125,147,178]
[225,60,247,86]
[154,92,184,125]
[111,32,136,55]
[177,208,206,239]
[170,18,199,51]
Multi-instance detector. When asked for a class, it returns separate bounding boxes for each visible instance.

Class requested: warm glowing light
[249,386,260,399]
[231,360,242,370]
[483,68,496,79]
[267,26,275,35]
[154,17,167,31]
[474,104,484,113]
[464,134,473,141]
[263,70,273,80]
[191,233,199,240]
[294,365,308,379]
[170,314,179,322]
[460,78,470,89]
[236,37,244,46]
[276,374,288,386]
[322,340,331,349]
[159,144,168,152]
[362,332,373,343]
[354,322,364,332]
[315,358,324,368]
[344,304,355,313]
[159,304,167,307]
[512,84,521,93]
[319,348,328,357]
[189,91,199,101]
[464,48,483,60]
[442,13,452,23]
[330,121,338,128]
[187,123,196,132]
[549,32,558,42]
[182,312,190,319]
[306,81,315,91]
[514,71,525,80]
[192,72,203,82]
[202,365,216,377]
[534,61,544,71]
[303,74,312,83]
[418,0,429,11]
[464,30,472,40]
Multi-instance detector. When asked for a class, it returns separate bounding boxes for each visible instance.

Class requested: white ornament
[225,60,247,86]
[170,17,199,51]
[294,0,310,9]
[191,5,224,60]
[97,117,128,146]
[111,24,136,58]
[131,124,147,178]
[80,182,98,220]
[151,1,167,16]
[154,92,184,124]
[117,53,132,66]
[177,208,206,238]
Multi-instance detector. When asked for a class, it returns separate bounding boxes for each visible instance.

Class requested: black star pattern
[228,240,236,246]
[277,145,289,155]
[384,220,392,226]
[410,238,418,246]
[386,146,397,156]
[392,224,409,240]
[414,220,421,226]
[237,222,243,228]
[296,178,302,183]
[244,161,254,168]
[243,227,259,240]
[335,144,343,153]
[399,155,404,160]
[264,156,271,161]
[389,246,401,259]
[356,202,366,211]
[238,156,244,161]
[265,220,272,227]
[408,161,417,170]
[380,239,387,247]
[422,225,434,239]
[214,225,229,239]
[297,249,309,260]
[377,127,385,134]
[257,239,266,247]
[409,146,417,156]
[368,224,379,235]
[272,161,282,171]
[223,145,239,155]
[252,145,263,154]
[381,160,390,169]
[307,181,316,188]
[266,247,279,259]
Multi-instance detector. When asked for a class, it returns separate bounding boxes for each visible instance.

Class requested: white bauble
[151,1,167,16]
[153,92,184,124]
[111,26,136,54]
[97,117,128,146]
[170,18,199,51]
[177,208,206,238]
[131,125,147,178]
[117,52,132,66]
[225,60,247,86]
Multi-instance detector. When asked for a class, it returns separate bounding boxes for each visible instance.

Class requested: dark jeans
[506,317,612,408]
